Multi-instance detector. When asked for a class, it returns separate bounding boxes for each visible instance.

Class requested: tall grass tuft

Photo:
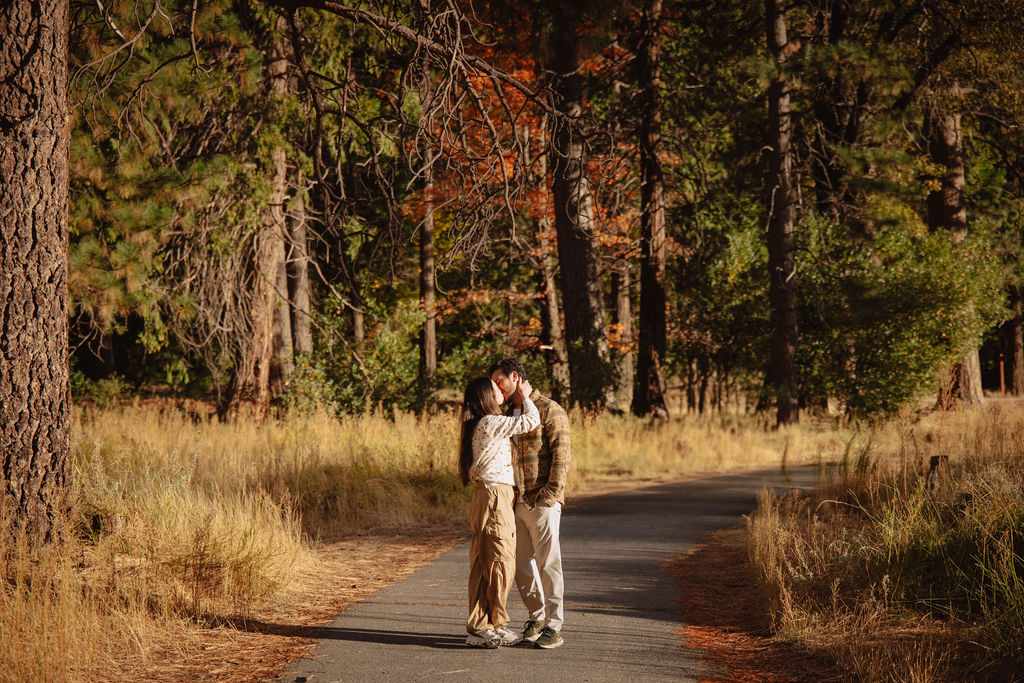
[748,404,1024,680]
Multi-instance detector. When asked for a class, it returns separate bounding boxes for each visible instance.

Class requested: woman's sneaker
[535,626,563,649]
[493,626,522,646]
[520,620,544,643]
[465,629,500,649]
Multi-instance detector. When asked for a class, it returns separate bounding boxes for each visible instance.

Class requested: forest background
[54,0,1024,424]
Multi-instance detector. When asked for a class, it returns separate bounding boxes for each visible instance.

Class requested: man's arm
[538,404,571,506]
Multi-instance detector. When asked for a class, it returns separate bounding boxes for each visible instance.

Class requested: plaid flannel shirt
[508,391,571,507]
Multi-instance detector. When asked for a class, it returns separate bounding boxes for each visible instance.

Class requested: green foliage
[668,201,769,391]
[284,354,339,415]
[298,297,424,415]
[71,371,129,409]
[798,214,1005,417]
[435,336,509,390]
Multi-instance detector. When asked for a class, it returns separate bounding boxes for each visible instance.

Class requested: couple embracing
[457,357,569,650]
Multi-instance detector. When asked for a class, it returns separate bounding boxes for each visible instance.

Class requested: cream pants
[514,500,564,631]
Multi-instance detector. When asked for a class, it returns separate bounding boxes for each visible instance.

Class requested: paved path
[278,466,821,682]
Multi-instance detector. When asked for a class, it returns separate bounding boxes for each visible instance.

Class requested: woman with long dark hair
[459,375,539,648]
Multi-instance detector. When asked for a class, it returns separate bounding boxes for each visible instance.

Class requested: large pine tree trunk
[765,0,800,426]
[548,8,617,410]
[0,0,71,538]
[632,0,669,419]
[926,105,984,408]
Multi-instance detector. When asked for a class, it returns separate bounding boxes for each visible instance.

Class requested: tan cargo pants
[466,483,515,633]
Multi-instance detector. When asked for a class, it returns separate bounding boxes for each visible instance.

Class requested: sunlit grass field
[0,400,962,680]
[748,403,1024,681]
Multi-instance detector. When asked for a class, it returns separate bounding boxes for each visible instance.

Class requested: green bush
[797,213,1005,417]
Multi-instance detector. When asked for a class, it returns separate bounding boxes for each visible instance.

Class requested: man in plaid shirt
[489,357,570,649]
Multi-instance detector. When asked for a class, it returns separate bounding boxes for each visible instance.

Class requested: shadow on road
[227,619,467,649]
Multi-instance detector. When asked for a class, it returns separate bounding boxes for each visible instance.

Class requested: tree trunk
[270,195,294,398]
[529,115,570,404]
[548,8,617,410]
[539,228,571,404]
[255,27,295,413]
[925,109,969,244]
[612,258,634,406]
[765,0,800,426]
[0,0,71,538]
[249,167,286,419]
[352,307,365,348]
[416,17,437,404]
[926,104,984,407]
[1003,285,1024,396]
[289,170,313,356]
[418,171,437,397]
[632,0,669,419]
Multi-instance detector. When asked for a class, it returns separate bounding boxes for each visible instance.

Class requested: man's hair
[488,357,527,382]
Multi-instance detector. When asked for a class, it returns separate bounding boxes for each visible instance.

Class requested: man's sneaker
[520,619,544,643]
[494,625,522,646]
[535,626,563,649]
[465,629,500,649]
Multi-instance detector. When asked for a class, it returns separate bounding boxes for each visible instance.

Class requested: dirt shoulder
[669,525,842,683]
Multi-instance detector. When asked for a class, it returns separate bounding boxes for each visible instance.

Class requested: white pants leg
[514,500,564,631]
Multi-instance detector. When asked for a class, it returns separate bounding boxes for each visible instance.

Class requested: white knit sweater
[469,398,540,486]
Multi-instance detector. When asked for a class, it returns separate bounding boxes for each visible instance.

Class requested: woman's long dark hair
[458,377,501,486]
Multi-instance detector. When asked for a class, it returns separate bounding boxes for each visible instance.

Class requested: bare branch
[274,0,554,115]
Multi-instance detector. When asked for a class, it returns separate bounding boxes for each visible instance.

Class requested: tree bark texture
[530,115,570,404]
[0,0,71,538]
[547,7,617,410]
[417,27,437,398]
[632,0,669,419]
[288,170,313,356]
[612,258,634,405]
[539,229,570,405]
[925,105,984,407]
[419,172,437,392]
[765,0,800,426]
[925,108,969,244]
[270,185,294,398]
[250,29,295,415]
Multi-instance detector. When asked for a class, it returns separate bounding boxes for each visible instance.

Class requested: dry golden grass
[0,401,873,681]
[569,409,853,491]
[747,402,1024,682]
[2,405,470,682]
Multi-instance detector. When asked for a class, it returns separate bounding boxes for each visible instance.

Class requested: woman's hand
[514,378,533,405]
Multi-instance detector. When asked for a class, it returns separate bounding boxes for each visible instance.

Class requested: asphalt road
[278,466,822,683]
